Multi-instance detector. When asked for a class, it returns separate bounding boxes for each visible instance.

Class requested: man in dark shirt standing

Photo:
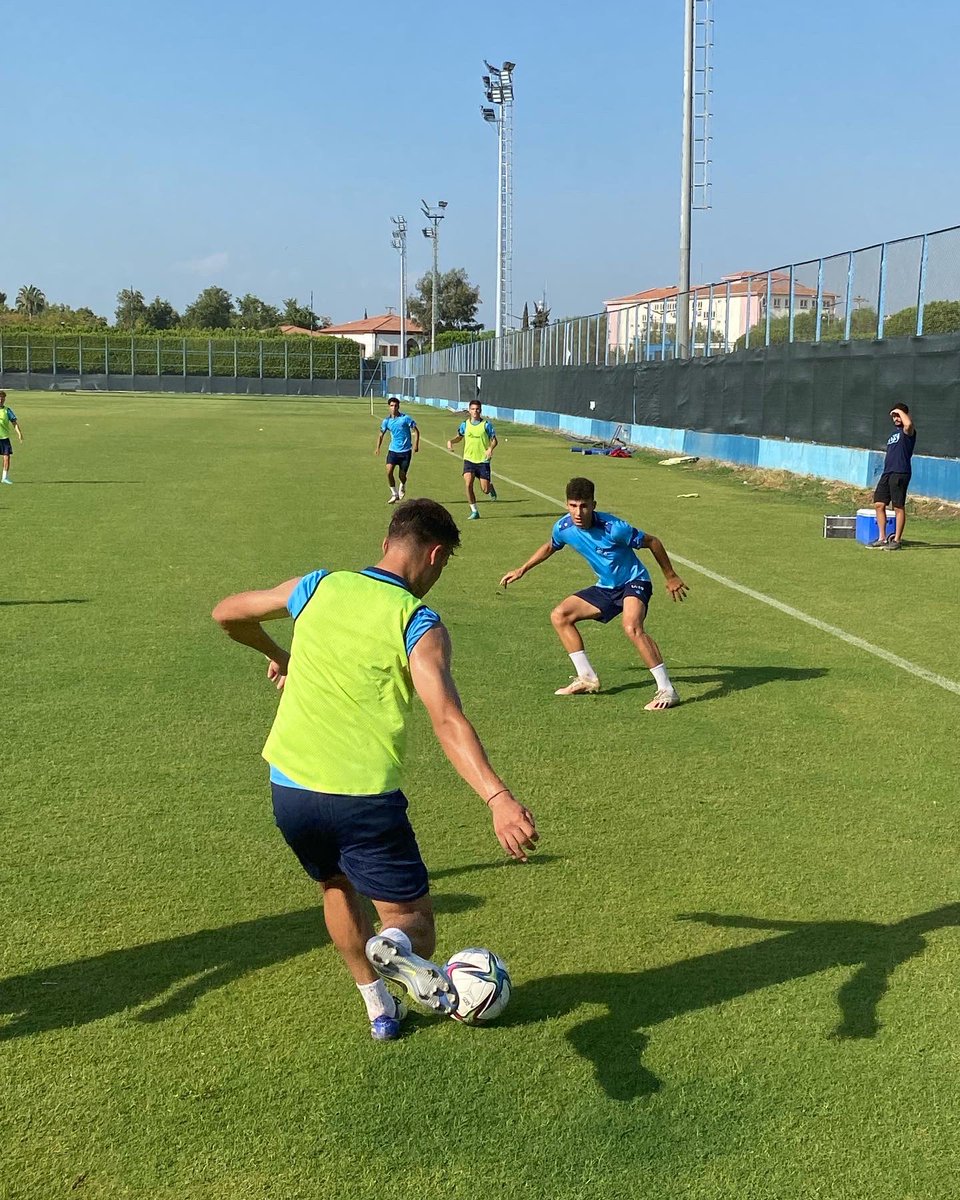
[870,405,916,550]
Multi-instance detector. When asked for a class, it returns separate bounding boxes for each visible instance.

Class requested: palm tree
[16,285,46,318]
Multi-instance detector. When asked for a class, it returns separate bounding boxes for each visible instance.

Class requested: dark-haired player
[0,391,23,485]
[447,400,497,519]
[375,396,419,504]
[499,477,688,709]
[213,499,537,1040]
[869,405,916,551]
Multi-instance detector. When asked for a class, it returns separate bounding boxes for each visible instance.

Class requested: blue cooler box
[855,508,896,544]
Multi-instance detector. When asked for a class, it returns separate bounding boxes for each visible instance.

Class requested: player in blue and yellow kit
[213,499,537,1041]
[500,477,688,709]
[375,396,419,504]
[447,399,498,519]
[0,391,24,484]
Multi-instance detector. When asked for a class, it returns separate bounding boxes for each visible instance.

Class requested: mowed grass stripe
[5,393,960,1200]
[416,429,960,698]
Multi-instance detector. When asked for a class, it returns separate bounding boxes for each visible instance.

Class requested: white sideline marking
[423,437,960,698]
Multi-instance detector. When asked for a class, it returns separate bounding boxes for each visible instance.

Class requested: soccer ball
[443,947,511,1024]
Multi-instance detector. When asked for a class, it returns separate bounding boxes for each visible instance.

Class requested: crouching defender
[213,499,537,1040]
[499,476,688,709]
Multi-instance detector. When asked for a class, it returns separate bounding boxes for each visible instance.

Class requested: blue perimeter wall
[405,394,960,503]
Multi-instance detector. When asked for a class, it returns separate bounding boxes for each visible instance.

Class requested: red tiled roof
[606,275,835,305]
[295,313,424,335]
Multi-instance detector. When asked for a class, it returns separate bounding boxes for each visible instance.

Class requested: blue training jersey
[882,429,916,475]
[550,510,650,589]
[380,413,417,453]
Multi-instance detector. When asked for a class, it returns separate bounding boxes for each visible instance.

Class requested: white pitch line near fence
[422,437,960,698]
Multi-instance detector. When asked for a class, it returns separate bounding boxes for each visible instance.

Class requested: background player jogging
[0,391,23,485]
[499,476,688,709]
[447,399,497,519]
[375,396,419,504]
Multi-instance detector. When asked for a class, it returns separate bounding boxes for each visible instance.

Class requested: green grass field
[3,390,960,1199]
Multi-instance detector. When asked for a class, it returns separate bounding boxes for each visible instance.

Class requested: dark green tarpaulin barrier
[408,334,960,459]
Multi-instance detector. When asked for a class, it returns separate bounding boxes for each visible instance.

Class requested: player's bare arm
[499,540,557,588]
[13,418,22,442]
[409,624,538,861]
[485,435,498,460]
[212,576,300,687]
[641,534,688,600]
[413,425,420,453]
[446,431,464,451]
[374,431,384,455]
[893,407,915,435]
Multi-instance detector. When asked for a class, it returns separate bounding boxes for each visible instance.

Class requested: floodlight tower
[391,216,407,358]
[421,199,447,354]
[481,59,515,368]
[678,0,713,359]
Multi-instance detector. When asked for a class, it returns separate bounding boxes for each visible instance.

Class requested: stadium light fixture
[480,59,515,365]
[391,215,408,361]
[420,199,447,353]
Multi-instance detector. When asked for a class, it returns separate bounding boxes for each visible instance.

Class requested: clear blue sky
[5,0,960,327]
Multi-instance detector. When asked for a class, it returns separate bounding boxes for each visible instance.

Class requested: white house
[282,313,424,359]
[605,271,839,354]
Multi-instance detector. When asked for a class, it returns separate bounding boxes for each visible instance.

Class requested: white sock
[650,663,672,691]
[357,979,396,1020]
[379,926,413,954]
[1,471,7,480]
[570,651,598,681]
[470,503,478,514]
[398,483,405,495]
[390,486,398,498]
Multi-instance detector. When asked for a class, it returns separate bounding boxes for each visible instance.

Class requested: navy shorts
[873,472,910,508]
[463,459,491,480]
[0,439,12,456]
[386,450,412,470]
[271,782,428,902]
[576,578,653,624]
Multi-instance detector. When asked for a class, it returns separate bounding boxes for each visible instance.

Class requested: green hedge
[0,332,362,379]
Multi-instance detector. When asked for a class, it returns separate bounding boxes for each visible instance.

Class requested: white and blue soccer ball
[443,947,511,1024]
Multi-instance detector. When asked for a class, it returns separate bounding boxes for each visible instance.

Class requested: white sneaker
[554,675,601,696]
[387,495,399,504]
[644,687,680,711]
[365,935,458,1015]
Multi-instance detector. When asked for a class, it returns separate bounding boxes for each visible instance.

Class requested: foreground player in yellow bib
[213,499,537,1040]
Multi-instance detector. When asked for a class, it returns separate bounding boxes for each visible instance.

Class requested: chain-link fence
[388,223,960,379]
[0,333,362,380]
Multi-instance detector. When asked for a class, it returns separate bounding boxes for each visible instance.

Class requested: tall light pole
[481,59,515,368]
[390,216,407,359]
[677,1,694,360]
[421,199,447,354]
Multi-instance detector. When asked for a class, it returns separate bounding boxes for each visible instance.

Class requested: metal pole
[815,260,824,343]
[431,225,438,354]
[400,230,406,358]
[843,252,855,341]
[916,233,929,336]
[876,241,888,340]
[677,0,695,360]
[495,112,504,352]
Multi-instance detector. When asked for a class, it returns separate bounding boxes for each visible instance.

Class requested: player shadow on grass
[0,598,89,606]
[603,664,827,700]
[505,903,960,1102]
[0,893,482,1041]
[17,475,143,480]
[900,541,960,550]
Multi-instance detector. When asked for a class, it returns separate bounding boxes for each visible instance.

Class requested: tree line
[0,285,331,334]
[0,267,490,339]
